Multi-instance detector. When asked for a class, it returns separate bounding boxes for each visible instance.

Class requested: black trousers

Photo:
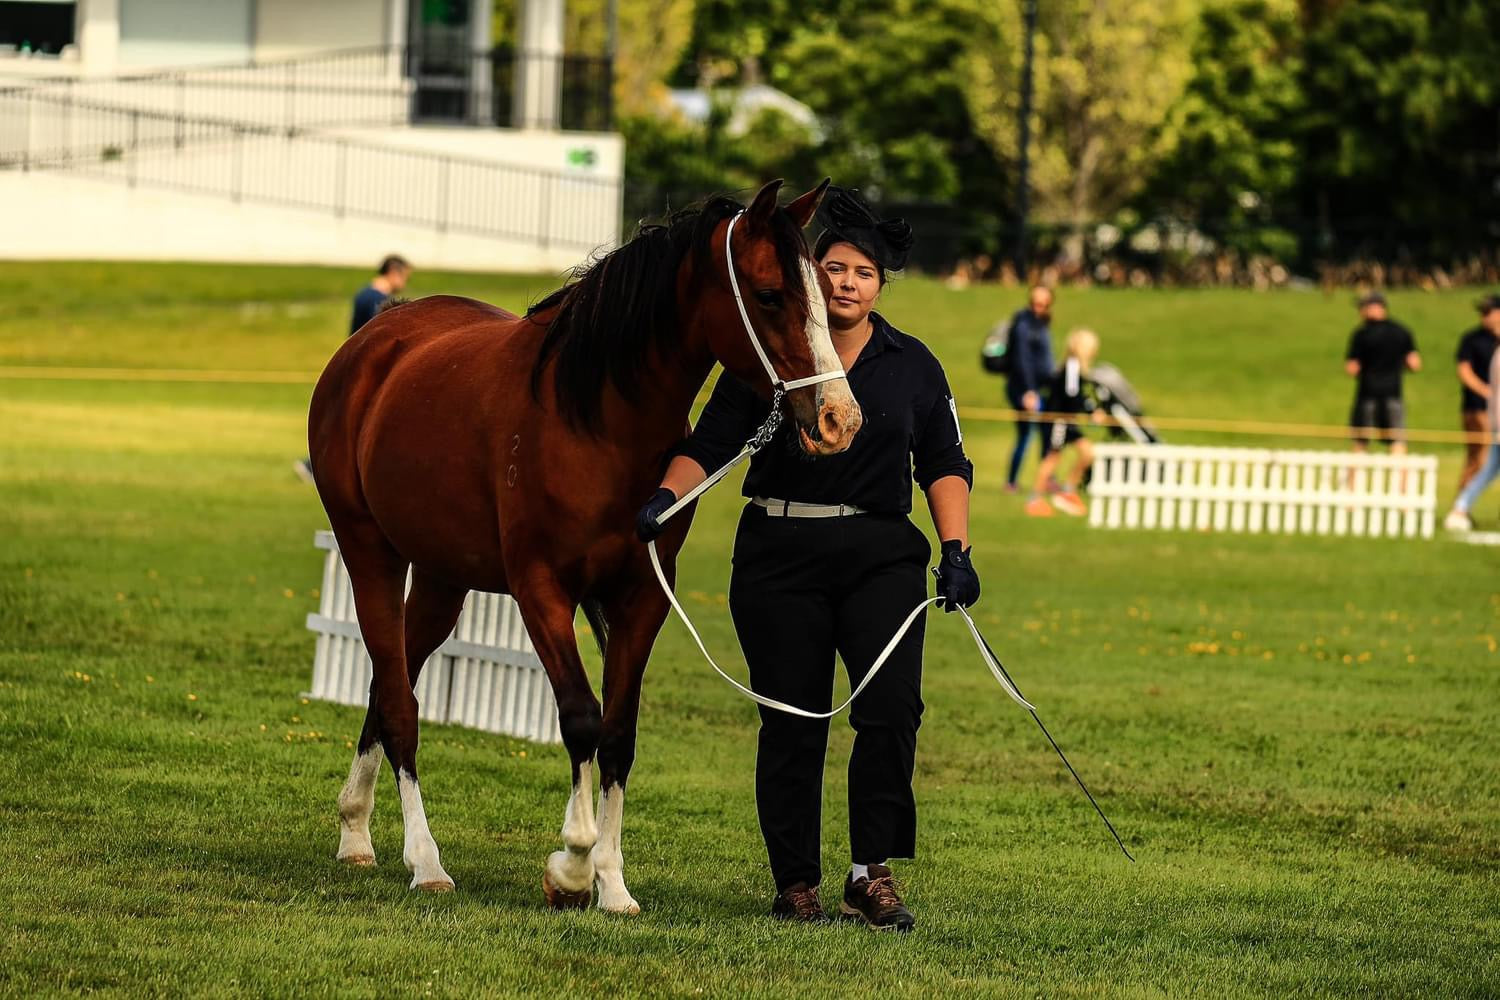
[728,504,930,892]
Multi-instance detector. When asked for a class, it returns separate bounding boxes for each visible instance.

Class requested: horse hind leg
[516,579,602,909]
[336,710,383,866]
[337,533,456,892]
[336,568,466,870]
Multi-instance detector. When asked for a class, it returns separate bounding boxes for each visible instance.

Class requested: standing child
[1026,329,1099,518]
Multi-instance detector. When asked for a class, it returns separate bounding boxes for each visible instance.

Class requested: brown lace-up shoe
[771,882,830,924]
[840,865,915,932]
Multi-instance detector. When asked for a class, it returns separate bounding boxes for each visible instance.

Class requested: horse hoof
[413,877,456,893]
[543,871,591,910]
[338,853,377,867]
[598,899,641,916]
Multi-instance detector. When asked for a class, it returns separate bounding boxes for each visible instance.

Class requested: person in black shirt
[1344,291,1421,453]
[1454,294,1500,491]
[636,189,977,931]
[350,255,412,336]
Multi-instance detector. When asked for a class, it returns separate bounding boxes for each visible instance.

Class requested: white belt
[752,497,868,518]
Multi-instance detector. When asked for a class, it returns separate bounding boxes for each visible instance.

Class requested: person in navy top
[637,188,978,931]
[1004,286,1056,491]
[349,255,412,336]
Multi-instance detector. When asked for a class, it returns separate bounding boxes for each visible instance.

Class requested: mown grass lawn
[1,262,1496,998]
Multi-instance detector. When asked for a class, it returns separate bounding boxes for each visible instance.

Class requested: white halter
[723,211,846,393]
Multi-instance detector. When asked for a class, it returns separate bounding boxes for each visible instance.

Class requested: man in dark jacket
[350,255,412,335]
[1004,286,1056,491]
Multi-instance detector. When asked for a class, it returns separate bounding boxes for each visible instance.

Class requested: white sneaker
[1443,510,1473,532]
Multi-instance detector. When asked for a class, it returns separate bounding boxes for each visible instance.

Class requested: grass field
[2,261,1497,998]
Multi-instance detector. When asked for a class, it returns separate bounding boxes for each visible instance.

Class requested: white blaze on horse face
[592,783,639,914]
[397,769,454,891]
[336,744,383,865]
[546,759,598,894]
[800,257,844,390]
[798,256,860,449]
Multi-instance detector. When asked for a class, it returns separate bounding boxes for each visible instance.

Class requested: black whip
[958,600,1135,862]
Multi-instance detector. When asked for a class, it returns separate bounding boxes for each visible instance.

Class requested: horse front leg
[514,576,602,909]
[592,583,670,914]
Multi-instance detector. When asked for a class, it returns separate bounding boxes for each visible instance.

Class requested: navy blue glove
[636,487,677,542]
[934,539,980,612]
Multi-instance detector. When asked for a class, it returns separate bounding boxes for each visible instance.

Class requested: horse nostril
[820,410,842,443]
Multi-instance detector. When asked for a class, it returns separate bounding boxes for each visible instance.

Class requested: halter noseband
[724,211,846,394]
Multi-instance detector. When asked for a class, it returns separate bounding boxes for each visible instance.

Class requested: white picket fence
[1089,444,1438,539]
[305,531,561,743]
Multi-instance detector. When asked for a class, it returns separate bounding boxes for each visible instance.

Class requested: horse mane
[526,193,813,432]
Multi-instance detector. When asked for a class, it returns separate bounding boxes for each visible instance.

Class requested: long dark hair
[527,194,812,431]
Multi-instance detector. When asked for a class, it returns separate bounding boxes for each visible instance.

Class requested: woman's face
[819,242,881,329]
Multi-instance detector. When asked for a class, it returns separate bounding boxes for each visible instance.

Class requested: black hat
[814,186,914,273]
[1476,292,1500,315]
[1356,290,1386,308]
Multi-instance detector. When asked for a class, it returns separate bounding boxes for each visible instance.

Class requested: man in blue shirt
[1004,286,1056,491]
[350,255,412,335]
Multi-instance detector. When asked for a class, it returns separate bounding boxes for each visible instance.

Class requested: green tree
[1294,0,1500,261]
[963,0,1198,255]
[1144,0,1304,257]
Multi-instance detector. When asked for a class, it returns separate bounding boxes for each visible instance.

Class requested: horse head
[700,179,863,456]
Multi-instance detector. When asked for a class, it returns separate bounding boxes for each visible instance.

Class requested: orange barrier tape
[966,407,1496,446]
[0,365,317,384]
[0,365,1492,446]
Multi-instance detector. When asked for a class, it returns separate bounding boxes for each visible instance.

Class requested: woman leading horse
[306,180,858,912]
[637,189,981,930]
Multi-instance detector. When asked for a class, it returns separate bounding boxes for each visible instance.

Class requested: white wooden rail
[1088,444,1438,539]
[305,531,561,743]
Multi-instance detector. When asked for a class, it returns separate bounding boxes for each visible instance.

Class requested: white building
[0,0,622,271]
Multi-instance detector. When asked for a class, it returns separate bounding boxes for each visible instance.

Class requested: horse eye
[754,289,784,309]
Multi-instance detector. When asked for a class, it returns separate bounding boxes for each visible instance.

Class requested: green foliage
[1146,0,1304,256]
[963,0,1198,235]
[654,0,1002,241]
[1295,0,1500,256]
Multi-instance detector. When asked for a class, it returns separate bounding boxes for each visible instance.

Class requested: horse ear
[782,178,830,229]
[747,179,785,223]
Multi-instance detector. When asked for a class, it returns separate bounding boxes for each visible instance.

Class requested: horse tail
[581,598,609,659]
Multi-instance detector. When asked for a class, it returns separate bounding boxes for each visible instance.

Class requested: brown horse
[306,179,860,911]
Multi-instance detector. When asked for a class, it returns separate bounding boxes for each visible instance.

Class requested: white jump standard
[305,531,562,744]
[1088,444,1438,539]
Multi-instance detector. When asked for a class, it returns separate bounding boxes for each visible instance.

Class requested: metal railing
[0,88,620,251]
[5,44,613,134]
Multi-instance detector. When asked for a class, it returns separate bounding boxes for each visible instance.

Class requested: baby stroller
[1081,362,1159,492]
[1088,362,1160,445]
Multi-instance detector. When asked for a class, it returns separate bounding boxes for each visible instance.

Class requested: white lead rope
[649,536,1033,717]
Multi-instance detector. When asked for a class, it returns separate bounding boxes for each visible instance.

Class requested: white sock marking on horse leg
[546,759,598,894]
[336,744,383,864]
[397,770,453,891]
[592,783,639,914]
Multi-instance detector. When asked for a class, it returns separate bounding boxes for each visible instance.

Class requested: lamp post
[1014,0,1038,282]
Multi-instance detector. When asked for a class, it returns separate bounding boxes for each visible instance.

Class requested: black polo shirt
[675,312,973,515]
[1346,319,1417,399]
[1455,326,1498,412]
